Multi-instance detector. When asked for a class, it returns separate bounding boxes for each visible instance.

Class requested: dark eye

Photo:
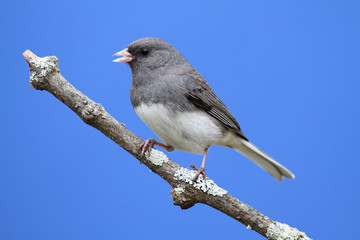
[140,49,149,56]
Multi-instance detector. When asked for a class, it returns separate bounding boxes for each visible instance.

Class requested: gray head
[113,37,189,73]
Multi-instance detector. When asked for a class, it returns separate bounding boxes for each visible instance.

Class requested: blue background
[2,1,360,239]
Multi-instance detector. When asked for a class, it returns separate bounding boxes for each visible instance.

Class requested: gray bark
[23,50,311,240]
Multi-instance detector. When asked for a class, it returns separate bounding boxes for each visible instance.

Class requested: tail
[235,139,295,181]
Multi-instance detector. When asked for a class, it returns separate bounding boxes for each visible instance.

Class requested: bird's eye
[140,49,149,56]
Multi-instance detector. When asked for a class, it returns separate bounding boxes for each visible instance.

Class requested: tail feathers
[235,140,295,181]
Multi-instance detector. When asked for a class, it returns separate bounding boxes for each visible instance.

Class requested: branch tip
[23,50,37,67]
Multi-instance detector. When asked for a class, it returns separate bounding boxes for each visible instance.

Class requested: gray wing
[183,70,248,141]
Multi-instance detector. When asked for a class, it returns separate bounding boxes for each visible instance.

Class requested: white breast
[134,103,223,154]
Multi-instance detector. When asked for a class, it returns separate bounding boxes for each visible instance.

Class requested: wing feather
[183,72,248,141]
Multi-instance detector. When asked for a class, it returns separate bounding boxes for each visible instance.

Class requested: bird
[113,37,295,181]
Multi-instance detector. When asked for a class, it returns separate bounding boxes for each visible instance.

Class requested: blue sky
[1,1,360,239]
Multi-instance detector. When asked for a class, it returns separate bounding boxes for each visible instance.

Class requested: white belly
[134,103,223,154]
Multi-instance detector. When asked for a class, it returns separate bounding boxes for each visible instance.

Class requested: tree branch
[23,50,310,240]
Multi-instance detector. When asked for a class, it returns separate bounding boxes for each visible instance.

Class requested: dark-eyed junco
[113,37,294,181]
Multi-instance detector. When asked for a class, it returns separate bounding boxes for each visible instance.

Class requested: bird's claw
[139,138,156,159]
[189,165,206,181]
[187,164,198,171]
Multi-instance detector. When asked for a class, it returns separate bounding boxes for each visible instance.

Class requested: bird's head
[113,37,187,71]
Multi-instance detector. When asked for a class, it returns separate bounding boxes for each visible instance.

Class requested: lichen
[29,56,58,85]
[173,167,227,196]
[92,104,103,116]
[266,222,311,240]
[173,186,185,196]
[145,149,169,166]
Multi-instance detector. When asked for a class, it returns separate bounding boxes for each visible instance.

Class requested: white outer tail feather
[235,139,295,181]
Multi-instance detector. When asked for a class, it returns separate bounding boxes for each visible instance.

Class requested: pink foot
[189,164,207,181]
[139,139,156,157]
[139,138,174,158]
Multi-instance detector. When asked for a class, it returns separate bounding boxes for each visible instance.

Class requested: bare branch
[23,50,310,240]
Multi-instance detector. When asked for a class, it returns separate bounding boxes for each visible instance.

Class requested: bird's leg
[192,147,209,181]
[139,138,174,158]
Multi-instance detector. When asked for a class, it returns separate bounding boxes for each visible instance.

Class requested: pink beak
[112,48,135,63]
